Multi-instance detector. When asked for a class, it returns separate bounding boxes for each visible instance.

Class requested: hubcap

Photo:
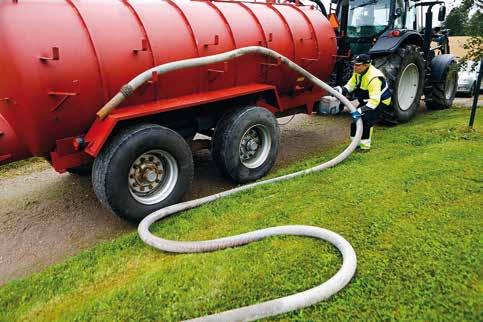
[239,124,271,169]
[128,150,178,205]
[397,63,420,111]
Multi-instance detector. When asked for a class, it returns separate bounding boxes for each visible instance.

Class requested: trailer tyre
[212,106,280,183]
[92,124,193,221]
[374,44,425,123]
[426,60,458,110]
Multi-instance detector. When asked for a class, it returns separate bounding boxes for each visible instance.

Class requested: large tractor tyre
[328,59,353,87]
[426,60,458,110]
[374,44,425,123]
[92,124,194,222]
[212,106,280,184]
[67,163,93,176]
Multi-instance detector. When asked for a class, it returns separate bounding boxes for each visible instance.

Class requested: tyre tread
[426,60,458,110]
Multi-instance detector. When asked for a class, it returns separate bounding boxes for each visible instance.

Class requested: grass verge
[0,107,481,321]
[0,157,49,179]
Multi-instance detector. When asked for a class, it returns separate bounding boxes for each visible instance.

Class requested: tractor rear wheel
[374,44,425,123]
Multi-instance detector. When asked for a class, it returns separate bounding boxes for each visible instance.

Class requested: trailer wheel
[212,106,280,183]
[92,124,193,221]
[374,44,425,123]
[426,61,458,110]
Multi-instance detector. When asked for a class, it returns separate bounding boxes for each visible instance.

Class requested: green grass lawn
[1,107,481,321]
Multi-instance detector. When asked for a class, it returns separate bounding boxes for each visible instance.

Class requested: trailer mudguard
[429,54,456,82]
[369,30,423,55]
[83,84,280,157]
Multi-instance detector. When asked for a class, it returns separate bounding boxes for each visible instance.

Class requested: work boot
[359,139,371,151]
[358,128,373,151]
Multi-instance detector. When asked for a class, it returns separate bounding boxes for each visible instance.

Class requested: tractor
[320,0,458,123]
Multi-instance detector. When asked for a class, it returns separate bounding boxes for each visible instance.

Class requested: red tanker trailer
[0,0,337,220]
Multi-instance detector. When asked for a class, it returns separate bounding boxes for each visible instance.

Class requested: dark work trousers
[350,106,382,140]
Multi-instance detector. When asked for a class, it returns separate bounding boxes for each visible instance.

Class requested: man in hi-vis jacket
[335,54,392,151]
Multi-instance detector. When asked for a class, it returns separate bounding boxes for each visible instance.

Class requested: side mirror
[438,6,446,21]
[394,7,402,17]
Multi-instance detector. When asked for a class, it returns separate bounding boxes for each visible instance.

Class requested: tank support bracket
[39,47,60,62]
[48,91,78,112]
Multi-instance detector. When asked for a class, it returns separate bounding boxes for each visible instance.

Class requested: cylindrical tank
[0,0,337,164]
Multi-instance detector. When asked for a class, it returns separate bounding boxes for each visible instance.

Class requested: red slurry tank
[0,0,337,220]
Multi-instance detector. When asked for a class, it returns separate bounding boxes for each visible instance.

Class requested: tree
[443,0,481,65]
[444,6,467,35]
[462,2,483,64]
[462,36,482,66]
[465,10,482,36]
[444,0,477,36]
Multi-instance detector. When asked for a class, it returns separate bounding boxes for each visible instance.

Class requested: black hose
[309,0,328,16]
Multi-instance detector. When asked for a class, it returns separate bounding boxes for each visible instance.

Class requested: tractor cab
[331,0,401,57]
[345,0,396,54]
[333,0,447,57]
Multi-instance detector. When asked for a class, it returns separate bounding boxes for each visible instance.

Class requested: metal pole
[469,59,482,128]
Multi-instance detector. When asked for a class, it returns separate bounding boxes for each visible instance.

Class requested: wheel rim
[128,149,178,205]
[397,63,420,111]
[445,70,456,100]
[239,124,271,169]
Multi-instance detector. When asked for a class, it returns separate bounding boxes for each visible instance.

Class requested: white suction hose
[102,47,362,321]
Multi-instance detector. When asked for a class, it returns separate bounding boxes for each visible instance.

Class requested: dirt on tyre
[92,124,194,221]
[374,44,425,123]
[426,60,458,110]
[212,106,280,184]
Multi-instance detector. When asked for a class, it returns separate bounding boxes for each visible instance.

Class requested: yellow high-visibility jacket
[344,65,392,109]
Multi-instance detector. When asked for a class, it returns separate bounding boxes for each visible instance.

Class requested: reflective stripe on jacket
[344,65,392,109]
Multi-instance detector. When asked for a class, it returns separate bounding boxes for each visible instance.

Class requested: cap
[353,54,371,65]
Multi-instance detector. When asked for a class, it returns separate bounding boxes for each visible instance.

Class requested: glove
[351,109,362,121]
[333,86,348,97]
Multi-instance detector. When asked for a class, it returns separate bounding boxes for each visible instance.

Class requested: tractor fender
[429,54,456,82]
[369,30,423,55]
